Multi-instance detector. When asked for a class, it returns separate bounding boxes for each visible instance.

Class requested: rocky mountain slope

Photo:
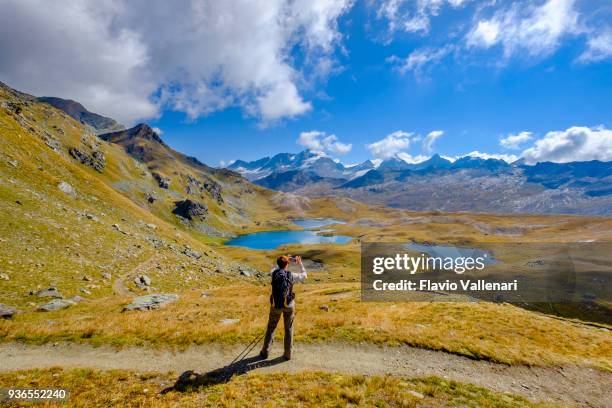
[0,81,286,310]
[37,96,125,134]
[229,152,612,215]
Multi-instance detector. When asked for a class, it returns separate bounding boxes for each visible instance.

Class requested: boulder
[123,294,179,311]
[58,181,76,197]
[0,273,9,281]
[173,199,208,220]
[38,299,75,312]
[134,275,151,288]
[182,246,202,259]
[33,287,63,298]
[0,304,18,319]
[152,172,170,189]
[101,272,112,280]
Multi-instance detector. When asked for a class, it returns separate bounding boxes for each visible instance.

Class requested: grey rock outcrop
[173,199,208,220]
[123,294,178,311]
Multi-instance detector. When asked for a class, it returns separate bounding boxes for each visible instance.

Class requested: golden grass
[0,368,555,407]
[1,283,610,370]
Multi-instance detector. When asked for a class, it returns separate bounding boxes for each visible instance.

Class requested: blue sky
[1,0,611,165]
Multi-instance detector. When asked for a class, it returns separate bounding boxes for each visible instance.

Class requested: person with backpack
[259,255,307,360]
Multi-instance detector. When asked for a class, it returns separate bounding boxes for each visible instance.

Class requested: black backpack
[271,268,295,308]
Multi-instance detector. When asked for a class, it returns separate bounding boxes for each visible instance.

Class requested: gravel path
[1,342,610,407]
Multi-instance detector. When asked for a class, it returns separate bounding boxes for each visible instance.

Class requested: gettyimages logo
[360,242,611,303]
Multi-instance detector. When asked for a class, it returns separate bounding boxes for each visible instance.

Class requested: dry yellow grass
[0,368,554,407]
[1,283,610,370]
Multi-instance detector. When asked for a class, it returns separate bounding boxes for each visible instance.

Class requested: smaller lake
[406,243,497,264]
[225,218,351,250]
[292,218,346,229]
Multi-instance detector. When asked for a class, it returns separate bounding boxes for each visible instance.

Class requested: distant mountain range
[228,152,612,215]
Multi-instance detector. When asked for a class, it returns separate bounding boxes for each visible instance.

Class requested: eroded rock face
[173,199,208,220]
[152,172,170,189]
[69,147,106,172]
[123,294,178,311]
[186,175,223,204]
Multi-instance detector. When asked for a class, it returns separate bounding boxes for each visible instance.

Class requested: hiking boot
[259,351,268,359]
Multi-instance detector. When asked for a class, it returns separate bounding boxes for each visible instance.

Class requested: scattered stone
[58,181,76,197]
[146,193,157,204]
[101,272,112,280]
[406,390,424,399]
[134,275,151,288]
[219,318,240,325]
[112,224,127,234]
[85,213,99,222]
[82,275,92,282]
[7,159,18,167]
[152,172,170,189]
[80,288,92,295]
[0,273,9,281]
[69,295,86,303]
[33,287,63,299]
[182,246,202,259]
[145,223,157,230]
[123,294,179,311]
[319,305,329,312]
[38,299,74,312]
[201,292,211,298]
[0,304,19,319]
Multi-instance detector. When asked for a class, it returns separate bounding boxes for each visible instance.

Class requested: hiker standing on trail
[260,255,307,361]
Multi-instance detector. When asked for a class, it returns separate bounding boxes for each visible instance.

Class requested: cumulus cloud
[397,152,429,163]
[466,0,580,59]
[578,30,612,63]
[366,130,416,159]
[151,127,164,136]
[423,130,444,153]
[522,126,612,164]
[0,0,352,124]
[297,130,352,155]
[499,131,533,150]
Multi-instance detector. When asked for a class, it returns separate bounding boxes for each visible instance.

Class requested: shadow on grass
[161,355,288,394]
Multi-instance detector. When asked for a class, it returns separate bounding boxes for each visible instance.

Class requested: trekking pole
[229,331,265,366]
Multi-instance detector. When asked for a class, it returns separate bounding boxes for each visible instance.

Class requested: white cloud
[151,127,164,136]
[389,45,454,78]
[366,130,416,159]
[423,130,444,153]
[0,0,352,124]
[297,130,352,155]
[578,30,612,63]
[499,131,533,150]
[522,126,612,164]
[376,0,471,36]
[460,151,519,163]
[397,152,429,163]
[466,0,581,59]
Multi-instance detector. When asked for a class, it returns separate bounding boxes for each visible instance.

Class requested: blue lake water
[225,218,351,250]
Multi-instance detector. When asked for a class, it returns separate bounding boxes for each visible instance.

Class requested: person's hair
[277,255,289,269]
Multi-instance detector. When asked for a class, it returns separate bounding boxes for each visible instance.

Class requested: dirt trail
[1,342,609,407]
[112,255,160,296]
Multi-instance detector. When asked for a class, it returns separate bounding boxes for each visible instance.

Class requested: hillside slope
[0,82,284,310]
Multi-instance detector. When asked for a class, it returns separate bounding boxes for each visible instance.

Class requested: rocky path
[0,342,609,407]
